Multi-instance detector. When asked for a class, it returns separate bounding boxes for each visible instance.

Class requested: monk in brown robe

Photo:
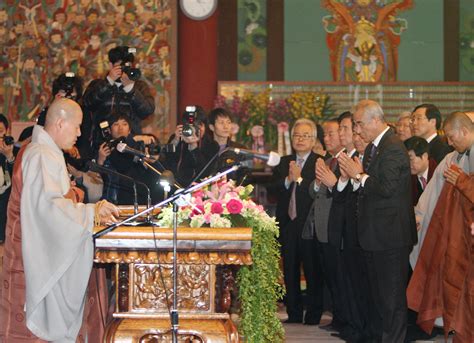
[407,112,474,343]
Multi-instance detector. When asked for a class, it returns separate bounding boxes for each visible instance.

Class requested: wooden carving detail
[95,251,252,265]
[322,0,413,81]
[133,264,211,312]
[215,266,236,313]
[139,333,204,343]
[118,264,130,312]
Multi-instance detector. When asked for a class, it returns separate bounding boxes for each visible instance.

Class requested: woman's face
[111,119,131,138]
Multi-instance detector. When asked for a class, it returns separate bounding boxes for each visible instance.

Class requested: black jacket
[357,129,417,251]
[428,134,452,164]
[82,78,155,141]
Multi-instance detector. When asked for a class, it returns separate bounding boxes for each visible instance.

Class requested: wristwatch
[355,173,362,182]
[296,177,303,185]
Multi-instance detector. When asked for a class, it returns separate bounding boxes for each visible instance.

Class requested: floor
[278,305,453,342]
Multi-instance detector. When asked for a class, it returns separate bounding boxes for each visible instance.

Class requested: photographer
[0,114,16,242]
[163,105,216,187]
[82,45,155,148]
[97,114,162,205]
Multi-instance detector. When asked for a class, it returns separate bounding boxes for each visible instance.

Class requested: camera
[121,48,141,81]
[135,141,176,155]
[2,135,14,146]
[63,72,76,99]
[98,121,124,149]
[182,106,200,138]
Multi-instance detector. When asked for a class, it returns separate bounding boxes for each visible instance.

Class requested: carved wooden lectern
[94,225,252,342]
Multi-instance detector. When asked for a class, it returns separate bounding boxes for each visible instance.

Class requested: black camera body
[121,61,141,81]
[135,141,176,155]
[182,106,200,138]
[2,136,14,146]
[98,121,125,149]
[63,72,76,99]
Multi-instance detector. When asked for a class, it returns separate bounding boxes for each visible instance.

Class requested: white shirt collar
[426,132,437,143]
[417,167,429,179]
[334,148,346,159]
[372,126,390,147]
[347,148,356,158]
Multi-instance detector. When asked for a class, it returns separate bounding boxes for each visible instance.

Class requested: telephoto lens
[3,136,14,145]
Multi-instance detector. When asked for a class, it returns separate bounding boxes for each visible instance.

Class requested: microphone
[228,148,281,167]
[87,161,152,221]
[117,142,150,159]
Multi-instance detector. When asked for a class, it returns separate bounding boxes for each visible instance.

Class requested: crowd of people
[270,101,472,343]
[0,45,472,343]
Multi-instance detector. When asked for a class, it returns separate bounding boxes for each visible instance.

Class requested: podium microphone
[117,142,150,159]
[87,161,151,221]
[228,148,281,167]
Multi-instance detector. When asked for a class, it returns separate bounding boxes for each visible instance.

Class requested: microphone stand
[93,164,241,342]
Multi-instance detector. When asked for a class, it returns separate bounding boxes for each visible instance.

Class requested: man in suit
[307,117,348,334]
[404,136,437,206]
[339,100,417,343]
[410,104,452,163]
[271,118,324,325]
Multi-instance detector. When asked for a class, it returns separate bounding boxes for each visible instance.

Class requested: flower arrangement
[215,89,334,150]
[157,180,285,342]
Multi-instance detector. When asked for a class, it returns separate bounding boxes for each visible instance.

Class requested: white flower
[190,215,206,228]
[246,22,258,35]
[210,214,232,228]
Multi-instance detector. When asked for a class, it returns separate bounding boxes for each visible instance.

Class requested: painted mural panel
[322,0,412,82]
[0,1,176,132]
[237,0,267,81]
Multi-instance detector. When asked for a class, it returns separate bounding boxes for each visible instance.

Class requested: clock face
[180,0,217,20]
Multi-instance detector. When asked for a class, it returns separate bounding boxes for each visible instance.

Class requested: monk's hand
[98,201,120,225]
[415,214,421,232]
[443,165,463,185]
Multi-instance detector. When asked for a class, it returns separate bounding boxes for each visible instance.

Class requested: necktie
[288,158,304,220]
[328,156,337,171]
[420,176,427,190]
[363,143,377,172]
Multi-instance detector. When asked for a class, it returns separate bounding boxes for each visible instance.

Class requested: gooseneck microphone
[228,148,281,167]
[87,161,151,220]
[116,142,150,159]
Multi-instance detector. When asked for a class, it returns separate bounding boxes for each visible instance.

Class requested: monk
[0,99,119,342]
[407,111,474,343]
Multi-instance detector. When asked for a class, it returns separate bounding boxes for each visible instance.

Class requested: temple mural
[322,0,412,82]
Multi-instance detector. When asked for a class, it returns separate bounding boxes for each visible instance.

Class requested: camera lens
[182,125,195,137]
[3,136,14,146]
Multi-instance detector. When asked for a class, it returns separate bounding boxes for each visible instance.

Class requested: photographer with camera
[83,45,155,149]
[96,114,162,205]
[163,105,216,187]
[0,114,16,242]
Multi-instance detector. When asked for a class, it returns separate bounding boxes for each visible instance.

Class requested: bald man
[408,112,474,342]
[0,98,118,343]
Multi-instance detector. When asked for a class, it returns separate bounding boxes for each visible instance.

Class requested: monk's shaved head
[463,111,474,123]
[443,111,474,132]
[43,98,83,150]
[44,98,82,129]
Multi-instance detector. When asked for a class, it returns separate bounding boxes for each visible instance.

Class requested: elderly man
[338,100,417,343]
[0,99,118,342]
[271,118,324,325]
[407,112,473,343]
[396,111,413,142]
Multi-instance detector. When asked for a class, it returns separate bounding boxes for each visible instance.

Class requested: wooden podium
[94,224,252,342]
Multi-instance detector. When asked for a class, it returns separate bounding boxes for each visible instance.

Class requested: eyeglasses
[292,134,314,141]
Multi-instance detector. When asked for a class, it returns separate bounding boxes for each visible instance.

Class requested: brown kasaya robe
[407,169,474,343]
[0,146,109,342]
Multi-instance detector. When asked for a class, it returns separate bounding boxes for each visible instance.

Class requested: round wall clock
[180,0,218,21]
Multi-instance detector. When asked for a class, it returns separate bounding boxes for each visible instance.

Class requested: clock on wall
[180,0,218,20]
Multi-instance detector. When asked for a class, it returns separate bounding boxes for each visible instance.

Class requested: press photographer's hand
[0,137,14,161]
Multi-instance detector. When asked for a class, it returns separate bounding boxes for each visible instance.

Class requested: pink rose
[211,202,224,214]
[226,199,243,214]
[191,205,205,217]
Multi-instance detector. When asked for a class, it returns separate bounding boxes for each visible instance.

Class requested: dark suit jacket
[271,152,319,235]
[410,158,437,206]
[428,135,452,164]
[357,129,417,251]
[329,152,359,249]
